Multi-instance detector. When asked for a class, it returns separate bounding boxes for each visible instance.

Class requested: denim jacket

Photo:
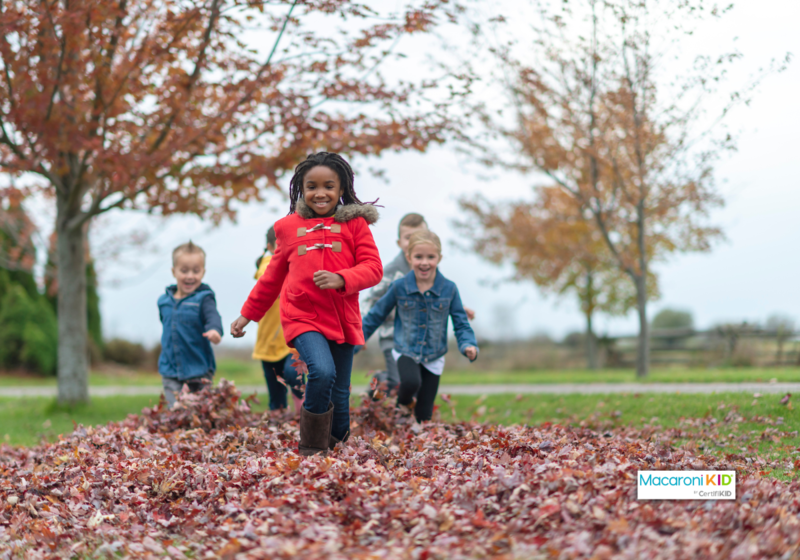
[158,284,223,380]
[362,271,478,363]
[361,251,410,351]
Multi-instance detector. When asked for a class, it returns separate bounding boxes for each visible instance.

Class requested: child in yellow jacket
[253,226,304,413]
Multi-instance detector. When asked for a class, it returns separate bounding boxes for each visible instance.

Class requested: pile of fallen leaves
[140,379,257,433]
[2,383,800,559]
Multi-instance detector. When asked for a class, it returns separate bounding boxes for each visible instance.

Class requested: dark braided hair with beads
[288,152,366,214]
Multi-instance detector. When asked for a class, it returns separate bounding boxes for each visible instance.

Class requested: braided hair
[288,152,366,214]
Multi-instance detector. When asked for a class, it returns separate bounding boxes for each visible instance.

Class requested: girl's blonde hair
[406,230,442,258]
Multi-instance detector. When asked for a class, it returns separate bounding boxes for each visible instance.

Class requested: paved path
[2,382,799,398]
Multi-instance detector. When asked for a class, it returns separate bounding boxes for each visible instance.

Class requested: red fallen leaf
[290,350,309,378]
[539,502,561,517]
[217,538,241,559]
[780,393,791,405]
[532,501,561,528]
[471,509,491,528]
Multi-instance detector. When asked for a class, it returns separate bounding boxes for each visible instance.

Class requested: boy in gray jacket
[363,213,474,392]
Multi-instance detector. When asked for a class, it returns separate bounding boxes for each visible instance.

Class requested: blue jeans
[292,331,354,441]
[261,355,304,411]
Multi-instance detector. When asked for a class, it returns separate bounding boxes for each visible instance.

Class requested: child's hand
[465,346,478,361]
[465,307,476,321]
[230,316,251,338]
[314,270,345,290]
[203,330,222,345]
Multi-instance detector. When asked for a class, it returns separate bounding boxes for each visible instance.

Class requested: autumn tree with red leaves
[458,186,656,369]
[0,0,465,403]
[463,0,787,376]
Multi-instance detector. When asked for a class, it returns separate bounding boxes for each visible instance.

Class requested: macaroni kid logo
[637,471,736,500]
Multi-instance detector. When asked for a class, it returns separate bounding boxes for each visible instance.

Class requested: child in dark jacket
[362,230,478,422]
[158,241,223,408]
[231,152,383,456]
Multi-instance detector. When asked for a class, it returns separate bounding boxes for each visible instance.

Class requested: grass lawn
[427,367,800,385]
[4,390,800,479]
[0,394,274,447]
[0,358,261,387]
[445,391,800,478]
[2,361,800,388]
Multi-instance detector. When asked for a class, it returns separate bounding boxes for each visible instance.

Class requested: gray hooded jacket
[362,250,410,351]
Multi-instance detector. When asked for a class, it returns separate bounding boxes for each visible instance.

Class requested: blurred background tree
[460,0,787,376]
[0,0,466,403]
[765,314,795,365]
[0,188,58,374]
[651,308,694,331]
[459,185,657,369]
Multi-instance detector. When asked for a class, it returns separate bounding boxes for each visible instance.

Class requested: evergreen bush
[0,284,58,375]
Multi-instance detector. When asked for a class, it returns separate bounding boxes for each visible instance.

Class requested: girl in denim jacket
[362,231,478,422]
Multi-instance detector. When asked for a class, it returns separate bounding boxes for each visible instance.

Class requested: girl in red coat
[231,152,382,455]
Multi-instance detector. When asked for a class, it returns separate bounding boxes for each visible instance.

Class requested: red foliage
[1,384,798,558]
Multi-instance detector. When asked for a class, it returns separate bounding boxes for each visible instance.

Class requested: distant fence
[602,326,800,369]
[353,325,800,372]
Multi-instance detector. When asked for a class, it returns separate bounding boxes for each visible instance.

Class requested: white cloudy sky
[75,1,800,347]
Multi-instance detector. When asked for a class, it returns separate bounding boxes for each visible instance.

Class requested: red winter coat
[241,200,383,346]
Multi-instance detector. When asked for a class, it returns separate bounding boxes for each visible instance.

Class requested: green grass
[4,390,800,480]
[0,394,274,447]
[0,359,267,387]
[443,391,800,478]
[444,391,795,429]
[3,362,800,388]
[437,367,800,385]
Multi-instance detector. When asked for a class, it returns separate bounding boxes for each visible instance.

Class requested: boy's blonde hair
[398,213,427,237]
[172,241,206,266]
[406,230,442,258]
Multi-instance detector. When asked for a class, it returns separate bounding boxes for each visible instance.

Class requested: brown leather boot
[298,402,333,457]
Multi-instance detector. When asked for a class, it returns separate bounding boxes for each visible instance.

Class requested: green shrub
[0,285,58,375]
[103,338,147,367]
[652,308,694,330]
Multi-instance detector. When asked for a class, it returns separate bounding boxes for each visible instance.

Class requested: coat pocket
[285,290,318,320]
[343,294,361,324]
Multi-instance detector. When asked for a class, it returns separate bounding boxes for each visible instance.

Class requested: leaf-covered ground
[2,381,800,559]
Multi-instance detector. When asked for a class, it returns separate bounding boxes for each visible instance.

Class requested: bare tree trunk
[635,273,649,378]
[56,195,90,405]
[583,269,598,370]
[585,309,598,370]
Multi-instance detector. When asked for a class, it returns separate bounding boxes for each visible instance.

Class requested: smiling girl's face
[303,165,344,217]
[408,242,441,284]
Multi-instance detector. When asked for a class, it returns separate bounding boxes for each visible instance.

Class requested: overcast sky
[88,0,799,348]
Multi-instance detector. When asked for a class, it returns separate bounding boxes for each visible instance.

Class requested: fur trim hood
[295,199,379,225]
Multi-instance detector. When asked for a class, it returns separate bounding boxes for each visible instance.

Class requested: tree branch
[40,0,67,122]
[230,0,298,111]
[148,0,224,154]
